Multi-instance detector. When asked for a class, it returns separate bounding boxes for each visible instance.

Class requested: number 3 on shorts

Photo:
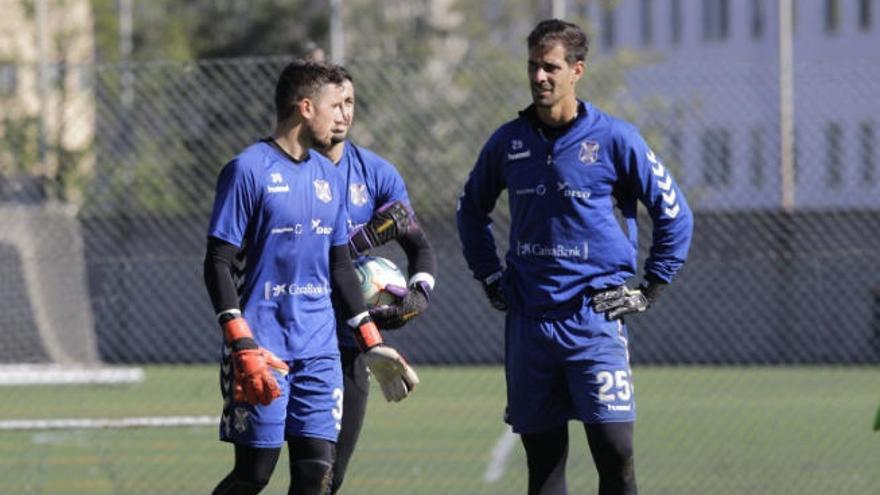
[332,387,343,430]
[596,370,632,402]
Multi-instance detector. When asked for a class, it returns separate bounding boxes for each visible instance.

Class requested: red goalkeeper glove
[351,315,420,402]
[222,314,289,406]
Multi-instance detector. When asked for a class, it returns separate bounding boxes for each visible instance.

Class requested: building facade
[582,0,879,210]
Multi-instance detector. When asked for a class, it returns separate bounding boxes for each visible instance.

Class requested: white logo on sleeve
[313,179,332,203]
[647,149,680,219]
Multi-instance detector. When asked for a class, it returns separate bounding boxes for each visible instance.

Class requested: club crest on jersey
[313,179,332,203]
[350,183,368,207]
[579,140,600,164]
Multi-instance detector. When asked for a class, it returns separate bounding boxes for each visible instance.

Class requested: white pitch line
[484,425,517,483]
[0,365,144,386]
[0,415,220,431]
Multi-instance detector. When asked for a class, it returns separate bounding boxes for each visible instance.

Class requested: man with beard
[204,60,417,495]
[315,66,436,495]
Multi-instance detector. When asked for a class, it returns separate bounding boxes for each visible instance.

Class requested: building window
[0,64,17,97]
[640,0,653,46]
[749,127,764,188]
[825,122,843,188]
[601,0,617,51]
[860,0,873,30]
[702,0,729,41]
[825,0,841,34]
[670,0,682,44]
[860,121,876,184]
[702,128,731,186]
[751,0,764,39]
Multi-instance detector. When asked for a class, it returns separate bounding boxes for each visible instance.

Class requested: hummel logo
[508,150,531,161]
[645,148,680,219]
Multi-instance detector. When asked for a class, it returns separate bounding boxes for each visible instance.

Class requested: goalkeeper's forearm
[203,236,243,315]
[329,243,373,321]
[396,213,437,280]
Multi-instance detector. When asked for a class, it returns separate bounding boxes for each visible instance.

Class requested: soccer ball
[353,256,407,308]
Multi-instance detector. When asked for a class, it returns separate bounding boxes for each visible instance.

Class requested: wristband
[408,272,435,291]
[353,318,383,351]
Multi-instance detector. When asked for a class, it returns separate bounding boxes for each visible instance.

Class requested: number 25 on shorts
[596,369,632,402]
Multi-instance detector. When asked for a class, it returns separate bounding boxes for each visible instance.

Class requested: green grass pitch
[0,365,877,494]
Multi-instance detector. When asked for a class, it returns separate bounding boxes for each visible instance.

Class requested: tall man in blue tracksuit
[315,67,437,495]
[457,20,693,495]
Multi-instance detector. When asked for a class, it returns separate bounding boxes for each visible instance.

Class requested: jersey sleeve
[456,130,507,281]
[373,159,411,208]
[615,124,694,283]
[207,158,259,248]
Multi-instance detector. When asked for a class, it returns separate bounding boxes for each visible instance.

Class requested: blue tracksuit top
[457,101,694,319]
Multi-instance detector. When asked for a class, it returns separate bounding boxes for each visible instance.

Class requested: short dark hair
[274,60,345,122]
[337,64,354,84]
[527,19,589,64]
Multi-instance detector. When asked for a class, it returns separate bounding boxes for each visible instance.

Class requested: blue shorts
[504,297,636,433]
[219,348,343,448]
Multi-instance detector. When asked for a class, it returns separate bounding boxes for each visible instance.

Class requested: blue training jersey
[332,140,411,348]
[207,140,349,360]
[457,101,694,319]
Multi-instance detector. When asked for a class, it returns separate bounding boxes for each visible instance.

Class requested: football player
[457,19,694,495]
[314,66,437,494]
[203,60,417,495]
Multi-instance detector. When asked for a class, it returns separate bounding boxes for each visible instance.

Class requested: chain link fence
[0,55,878,493]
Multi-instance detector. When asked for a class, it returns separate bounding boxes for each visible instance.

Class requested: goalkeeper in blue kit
[457,20,694,495]
[314,66,436,495]
[203,60,416,495]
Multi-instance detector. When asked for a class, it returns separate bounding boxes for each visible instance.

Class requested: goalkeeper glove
[369,276,433,330]
[349,201,411,256]
[232,347,288,404]
[591,278,666,320]
[350,314,419,402]
[220,312,289,406]
[481,271,508,312]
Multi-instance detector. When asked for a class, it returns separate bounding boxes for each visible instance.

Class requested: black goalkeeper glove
[349,201,412,256]
[481,271,508,312]
[591,279,666,320]
[369,280,431,330]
